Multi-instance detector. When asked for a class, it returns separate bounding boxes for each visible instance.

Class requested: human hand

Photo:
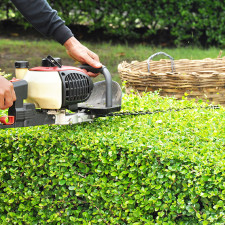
[0,76,16,110]
[64,37,102,77]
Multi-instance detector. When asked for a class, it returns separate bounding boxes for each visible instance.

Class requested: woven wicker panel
[118,56,225,105]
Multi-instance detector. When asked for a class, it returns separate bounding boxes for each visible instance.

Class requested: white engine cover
[23,71,62,109]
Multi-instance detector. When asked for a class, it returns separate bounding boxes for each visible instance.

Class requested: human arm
[10,0,73,44]
[11,0,102,72]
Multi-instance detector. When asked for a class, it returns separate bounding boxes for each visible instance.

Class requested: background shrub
[0,92,225,224]
[1,0,225,46]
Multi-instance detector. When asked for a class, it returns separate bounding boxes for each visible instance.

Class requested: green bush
[0,0,16,20]
[2,0,225,46]
[0,91,225,224]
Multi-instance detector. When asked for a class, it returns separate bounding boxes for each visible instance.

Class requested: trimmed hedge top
[0,91,225,224]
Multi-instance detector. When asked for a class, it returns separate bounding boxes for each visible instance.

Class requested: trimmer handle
[79,64,102,74]
[0,80,28,127]
[79,64,113,107]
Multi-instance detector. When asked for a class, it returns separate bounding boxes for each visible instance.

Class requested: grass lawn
[0,38,224,84]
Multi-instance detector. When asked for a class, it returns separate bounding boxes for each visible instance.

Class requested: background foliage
[1,0,225,46]
[0,92,225,224]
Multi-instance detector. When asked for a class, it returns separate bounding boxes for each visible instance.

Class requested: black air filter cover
[59,70,93,108]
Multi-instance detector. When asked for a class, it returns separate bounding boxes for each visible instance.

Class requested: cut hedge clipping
[0,91,225,224]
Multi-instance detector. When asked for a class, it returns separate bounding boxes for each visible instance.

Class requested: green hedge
[0,92,225,224]
[2,0,225,46]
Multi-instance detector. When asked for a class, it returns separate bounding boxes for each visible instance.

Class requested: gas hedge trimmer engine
[20,56,94,111]
[0,56,122,128]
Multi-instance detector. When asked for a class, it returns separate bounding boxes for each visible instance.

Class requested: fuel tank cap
[15,61,29,68]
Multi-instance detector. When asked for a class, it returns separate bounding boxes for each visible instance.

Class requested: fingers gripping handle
[79,64,112,107]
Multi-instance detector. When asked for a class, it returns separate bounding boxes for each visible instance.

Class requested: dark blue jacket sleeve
[11,0,73,45]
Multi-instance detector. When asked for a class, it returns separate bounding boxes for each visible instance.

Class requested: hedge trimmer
[0,56,220,129]
[0,56,122,129]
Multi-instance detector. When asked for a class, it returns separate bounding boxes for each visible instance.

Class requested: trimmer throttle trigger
[0,116,15,125]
